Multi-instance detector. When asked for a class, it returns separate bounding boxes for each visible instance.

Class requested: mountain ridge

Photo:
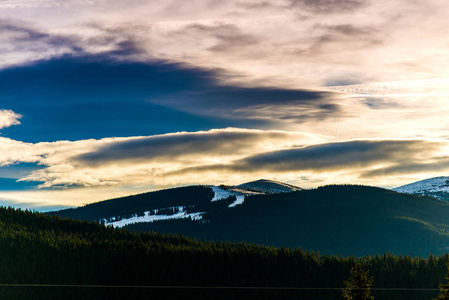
[49,183,449,257]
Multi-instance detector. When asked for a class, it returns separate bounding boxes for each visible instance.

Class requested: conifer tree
[433,260,449,300]
[342,262,374,300]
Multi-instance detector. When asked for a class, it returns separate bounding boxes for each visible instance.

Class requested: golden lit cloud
[0,128,446,194]
[16,128,321,188]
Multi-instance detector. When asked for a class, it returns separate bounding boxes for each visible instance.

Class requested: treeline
[0,206,447,299]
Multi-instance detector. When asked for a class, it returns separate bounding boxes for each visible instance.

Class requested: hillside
[47,185,215,222]
[50,184,449,257]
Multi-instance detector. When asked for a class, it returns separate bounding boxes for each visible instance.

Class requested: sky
[2,0,449,211]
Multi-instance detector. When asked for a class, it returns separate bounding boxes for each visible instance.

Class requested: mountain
[237,179,303,193]
[47,179,298,225]
[393,176,449,201]
[49,183,449,257]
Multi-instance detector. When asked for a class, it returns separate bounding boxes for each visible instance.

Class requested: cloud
[3,0,449,89]
[169,23,260,53]
[0,128,317,189]
[360,158,449,179]
[289,0,368,13]
[0,55,343,143]
[5,54,449,144]
[0,17,146,70]
[0,19,80,68]
[0,0,110,9]
[235,139,446,172]
[1,129,445,191]
[18,128,322,188]
[150,83,338,126]
[231,98,344,123]
[6,54,449,145]
[0,110,21,129]
[322,24,375,36]
[75,128,318,165]
[159,138,449,188]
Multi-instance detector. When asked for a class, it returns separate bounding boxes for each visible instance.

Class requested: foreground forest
[0,206,448,299]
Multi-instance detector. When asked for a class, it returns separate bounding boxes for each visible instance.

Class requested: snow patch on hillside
[228,194,246,207]
[211,186,235,201]
[104,206,205,228]
[211,186,258,207]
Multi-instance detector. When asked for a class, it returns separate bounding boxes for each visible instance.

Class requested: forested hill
[0,205,447,300]
[47,185,214,221]
[50,184,449,257]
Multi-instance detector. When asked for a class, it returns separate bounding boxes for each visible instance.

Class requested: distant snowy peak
[237,179,303,194]
[394,176,449,193]
[393,176,449,201]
